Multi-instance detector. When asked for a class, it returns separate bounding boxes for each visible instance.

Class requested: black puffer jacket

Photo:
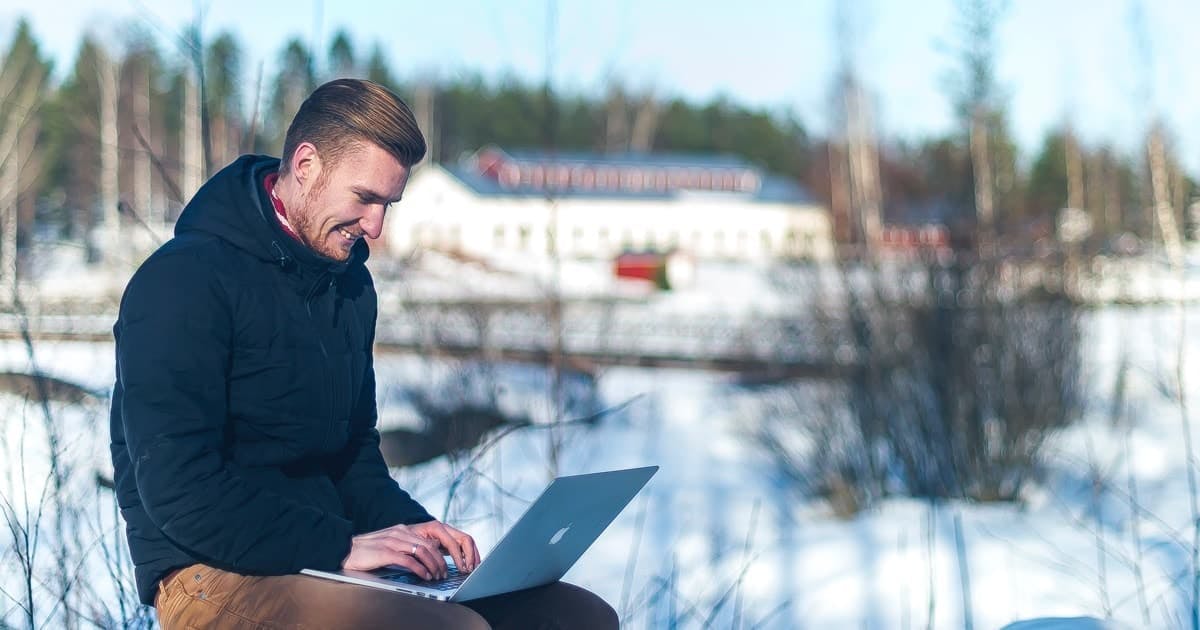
[110,155,432,606]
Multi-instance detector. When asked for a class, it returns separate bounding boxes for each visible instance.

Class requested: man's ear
[290,142,323,189]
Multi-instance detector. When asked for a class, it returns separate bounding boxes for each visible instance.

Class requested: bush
[754,253,1084,513]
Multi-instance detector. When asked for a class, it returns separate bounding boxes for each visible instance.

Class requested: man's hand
[406,520,480,575]
[341,521,480,580]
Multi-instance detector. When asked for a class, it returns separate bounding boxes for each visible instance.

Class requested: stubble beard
[289,173,352,262]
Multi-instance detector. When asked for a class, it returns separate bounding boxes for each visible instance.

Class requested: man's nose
[360,205,386,239]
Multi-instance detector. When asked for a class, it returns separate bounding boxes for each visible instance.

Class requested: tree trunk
[0,156,16,305]
[133,66,154,229]
[846,81,882,252]
[413,81,436,164]
[1147,123,1183,265]
[970,109,994,244]
[604,84,628,154]
[1065,128,1083,213]
[181,73,204,205]
[828,141,852,247]
[98,48,120,263]
[629,94,659,154]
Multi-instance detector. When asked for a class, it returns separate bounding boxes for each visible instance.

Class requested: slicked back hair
[279,79,426,175]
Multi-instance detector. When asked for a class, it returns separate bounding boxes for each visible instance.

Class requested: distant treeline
[1,17,1194,255]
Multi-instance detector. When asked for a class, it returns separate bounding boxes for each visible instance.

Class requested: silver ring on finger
[411,544,418,555]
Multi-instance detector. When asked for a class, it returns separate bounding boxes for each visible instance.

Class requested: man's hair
[280,78,426,174]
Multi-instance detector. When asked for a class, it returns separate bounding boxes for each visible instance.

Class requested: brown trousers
[155,564,619,629]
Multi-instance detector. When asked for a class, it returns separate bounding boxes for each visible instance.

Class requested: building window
[655,170,669,191]
[518,225,532,251]
[499,164,521,188]
[626,169,643,191]
[605,168,620,188]
[668,168,686,188]
[494,225,506,248]
[619,168,635,189]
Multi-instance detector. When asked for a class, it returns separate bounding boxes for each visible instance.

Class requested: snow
[4,252,1200,628]
[1000,619,1125,630]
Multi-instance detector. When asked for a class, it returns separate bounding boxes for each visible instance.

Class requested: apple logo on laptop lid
[549,523,572,545]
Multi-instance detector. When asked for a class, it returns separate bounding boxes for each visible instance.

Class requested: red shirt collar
[263,172,301,242]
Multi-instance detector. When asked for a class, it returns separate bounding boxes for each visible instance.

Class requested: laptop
[301,465,658,602]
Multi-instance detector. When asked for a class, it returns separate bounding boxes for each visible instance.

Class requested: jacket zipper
[304,272,337,442]
[304,272,331,360]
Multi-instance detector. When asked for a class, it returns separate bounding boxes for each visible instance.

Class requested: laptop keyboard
[377,567,466,591]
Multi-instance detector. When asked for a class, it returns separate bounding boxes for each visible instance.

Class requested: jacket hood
[174,155,369,274]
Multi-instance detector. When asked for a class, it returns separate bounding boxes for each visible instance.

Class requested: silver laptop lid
[451,465,658,602]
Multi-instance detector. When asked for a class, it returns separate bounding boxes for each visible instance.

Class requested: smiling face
[288,141,410,261]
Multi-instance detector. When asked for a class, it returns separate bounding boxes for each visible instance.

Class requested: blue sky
[2,0,1199,170]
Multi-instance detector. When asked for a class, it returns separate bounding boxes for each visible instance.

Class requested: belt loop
[155,572,179,610]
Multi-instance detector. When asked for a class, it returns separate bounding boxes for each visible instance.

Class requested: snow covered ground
[3,255,1200,628]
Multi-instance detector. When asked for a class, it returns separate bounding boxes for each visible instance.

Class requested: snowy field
[3,259,1200,628]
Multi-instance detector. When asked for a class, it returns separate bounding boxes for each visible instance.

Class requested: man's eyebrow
[352,186,402,204]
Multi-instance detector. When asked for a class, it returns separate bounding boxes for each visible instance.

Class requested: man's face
[290,142,410,261]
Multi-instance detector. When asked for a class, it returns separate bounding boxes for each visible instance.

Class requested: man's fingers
[385,537,446,579]
[432,527,466,572]
[345,527,459,577]
[448,532,476,571]
[398,521,479,573]
[446,527,480,571]
[434,520,475,568]
[463,536,480,571]
[412,522,462,571]
[469,537,481,571]
[415,542,448,579]
[389,554,433,580]
[406,536,448,579]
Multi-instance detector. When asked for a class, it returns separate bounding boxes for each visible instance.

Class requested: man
[110,79,618,629]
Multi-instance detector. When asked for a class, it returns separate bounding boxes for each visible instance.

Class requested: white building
[384,146,834,262]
